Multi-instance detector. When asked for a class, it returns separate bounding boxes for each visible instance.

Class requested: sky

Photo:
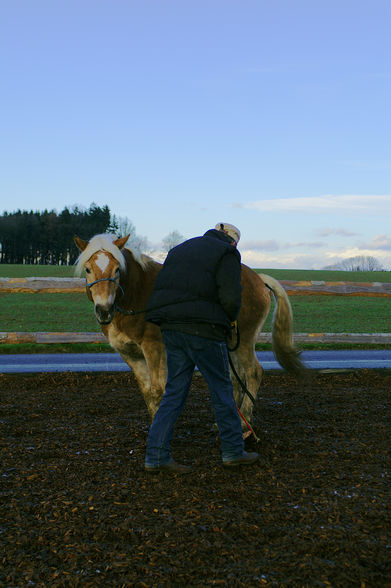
[1,0,390,269]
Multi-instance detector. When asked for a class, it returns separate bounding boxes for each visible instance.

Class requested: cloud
[359,234,391,251]
[241,240,324,252]
[241,249,332,270]
[238,195,391,214]
[287,241,324,249]
[317,227,359,237]
[241,246,391,270]
[241,240,280,251]
[324,244,391,268]
[241,250,297,268]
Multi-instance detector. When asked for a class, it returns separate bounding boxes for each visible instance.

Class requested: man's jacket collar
[203,229,235,245]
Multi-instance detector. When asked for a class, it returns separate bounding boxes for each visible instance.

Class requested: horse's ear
[74,235,88,251]
[114,234,130,250]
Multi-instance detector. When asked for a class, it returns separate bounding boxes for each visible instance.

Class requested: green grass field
[1,291,390,334]
[1,264,391,282]
[0,293,98,332]
[1,265,391,353]
[0,264,75,278]
[254,268,391,283]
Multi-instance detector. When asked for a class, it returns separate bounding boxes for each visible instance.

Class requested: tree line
[0,204,185,265]
[323,255,384,272]
[0,204,113,265]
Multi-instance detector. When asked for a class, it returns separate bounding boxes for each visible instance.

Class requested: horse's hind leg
[239,357,263,430]
[230,348,263,430]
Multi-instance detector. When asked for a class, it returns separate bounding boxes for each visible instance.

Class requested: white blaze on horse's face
[95,252,110,273]
[85,251,121,325]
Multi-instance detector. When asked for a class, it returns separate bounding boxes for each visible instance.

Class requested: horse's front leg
[141,337,167,420]
[115,340,160,420]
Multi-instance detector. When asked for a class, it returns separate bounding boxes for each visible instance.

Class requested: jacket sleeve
[215,250,242,321]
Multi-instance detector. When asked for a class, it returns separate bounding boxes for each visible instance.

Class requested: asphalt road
[1,350,391,374]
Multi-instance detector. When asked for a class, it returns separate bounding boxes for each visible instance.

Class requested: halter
[86,277,125,299]
[86,277,140,316]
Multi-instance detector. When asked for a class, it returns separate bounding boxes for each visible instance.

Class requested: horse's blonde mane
[133,251,156,270]
[74,233,153,276]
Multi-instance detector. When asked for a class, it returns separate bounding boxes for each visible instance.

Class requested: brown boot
[223,451,259,467]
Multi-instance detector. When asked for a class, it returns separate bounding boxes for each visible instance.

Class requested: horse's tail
[259,273,307,377]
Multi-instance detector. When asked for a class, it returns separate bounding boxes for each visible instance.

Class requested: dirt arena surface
[1,369,390,587]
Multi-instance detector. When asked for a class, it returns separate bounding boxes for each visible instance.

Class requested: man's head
[215,223,241,245]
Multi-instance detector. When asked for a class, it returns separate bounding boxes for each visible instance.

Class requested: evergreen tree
[0,203,112,264]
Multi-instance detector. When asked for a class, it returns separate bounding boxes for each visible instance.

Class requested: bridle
[85,276,139,316]
[86,276,124,297]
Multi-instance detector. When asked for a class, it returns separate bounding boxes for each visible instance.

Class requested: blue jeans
[145,330,244,466]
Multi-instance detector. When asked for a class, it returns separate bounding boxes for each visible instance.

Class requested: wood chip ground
[1,370,390,587]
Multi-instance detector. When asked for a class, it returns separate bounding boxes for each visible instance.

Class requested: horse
[74,233,306,431]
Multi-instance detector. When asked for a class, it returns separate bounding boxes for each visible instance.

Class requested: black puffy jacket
[145,229,242,339]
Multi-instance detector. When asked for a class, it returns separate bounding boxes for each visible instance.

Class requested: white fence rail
[1,277,391,296]
[1,278,390,345]
[1,331,391,345]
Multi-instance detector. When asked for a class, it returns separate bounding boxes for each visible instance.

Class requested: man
[144,223,259,473]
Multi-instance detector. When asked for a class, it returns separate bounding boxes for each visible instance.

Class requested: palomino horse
[74,233,305,429]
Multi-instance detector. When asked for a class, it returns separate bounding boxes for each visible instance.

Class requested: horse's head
[74,234,129,325]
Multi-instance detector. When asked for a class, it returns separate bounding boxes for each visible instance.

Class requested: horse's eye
[85,268,91,274]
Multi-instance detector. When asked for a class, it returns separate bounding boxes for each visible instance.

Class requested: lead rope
[227,323,261,443]
[228,353,260,443]
[86,277,197,316]
[236,406,260,442]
